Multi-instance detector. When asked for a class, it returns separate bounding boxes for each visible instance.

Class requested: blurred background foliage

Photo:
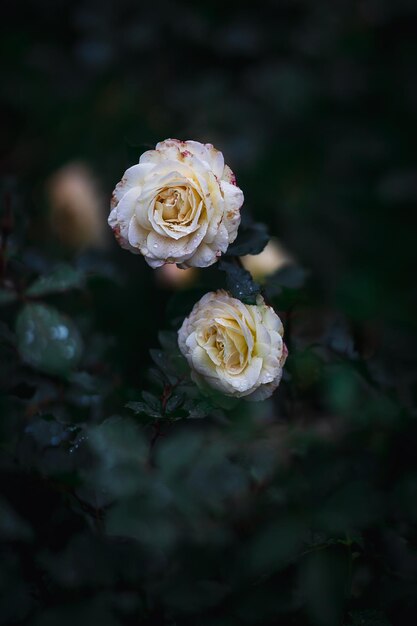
[1,0,417,624]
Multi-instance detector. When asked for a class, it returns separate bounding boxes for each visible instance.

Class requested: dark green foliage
[1,1,417,625]
[25,264,84,297]
[16,303,83,377]
[218,258,261,303]
[127,331,222,422]
[227,216,269,257]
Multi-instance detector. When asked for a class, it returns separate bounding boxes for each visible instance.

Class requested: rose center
[201,322,248,373]
[155,187,190,224]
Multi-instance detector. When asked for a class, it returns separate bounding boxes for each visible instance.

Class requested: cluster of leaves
[2,209,416,626]
[126,331,213,422]
[1,263,85,374]
[217,214,268,303]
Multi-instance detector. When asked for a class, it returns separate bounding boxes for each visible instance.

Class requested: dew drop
[51,324,69,340]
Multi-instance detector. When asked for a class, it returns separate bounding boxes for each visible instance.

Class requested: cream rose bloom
[178,290,287,400]
[108,139,243,268]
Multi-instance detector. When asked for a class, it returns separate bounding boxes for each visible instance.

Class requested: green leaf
[185,398,213,419]
[106,499,177,549]
[150,346,188,382]
[84,416,148,500]
[88,416,147,466]
[147,366,166,388]
[16,303,83,377]
[24,415,73,447]
[165,393,184,415]
[126,396,162,419]
[0,288,17,306]
[227,219,269,256]
[158,330,179,351]
[126,400,149,414]
[26,264,84,297]
[218,258,261,304]
[149,348,177,382]
[68,371,101,394]
[266,265,308,294]
[265,265,310,310]
[142,391,161,412]
[126,401,161,420]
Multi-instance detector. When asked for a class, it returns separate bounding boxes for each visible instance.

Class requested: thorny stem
[161,383,171,413]
[148,384,170,467]
[148,377,185,467]
[148,420,165,468]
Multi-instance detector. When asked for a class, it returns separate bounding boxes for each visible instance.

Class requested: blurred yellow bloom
[242,238,294,281]
[155,264,199,290]
[47,163,107,250]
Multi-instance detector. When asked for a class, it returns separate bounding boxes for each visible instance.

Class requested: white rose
[108,139,243,268]
[178,290,287,400]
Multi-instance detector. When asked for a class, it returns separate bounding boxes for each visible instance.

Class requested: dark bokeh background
[1,1,417,625]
